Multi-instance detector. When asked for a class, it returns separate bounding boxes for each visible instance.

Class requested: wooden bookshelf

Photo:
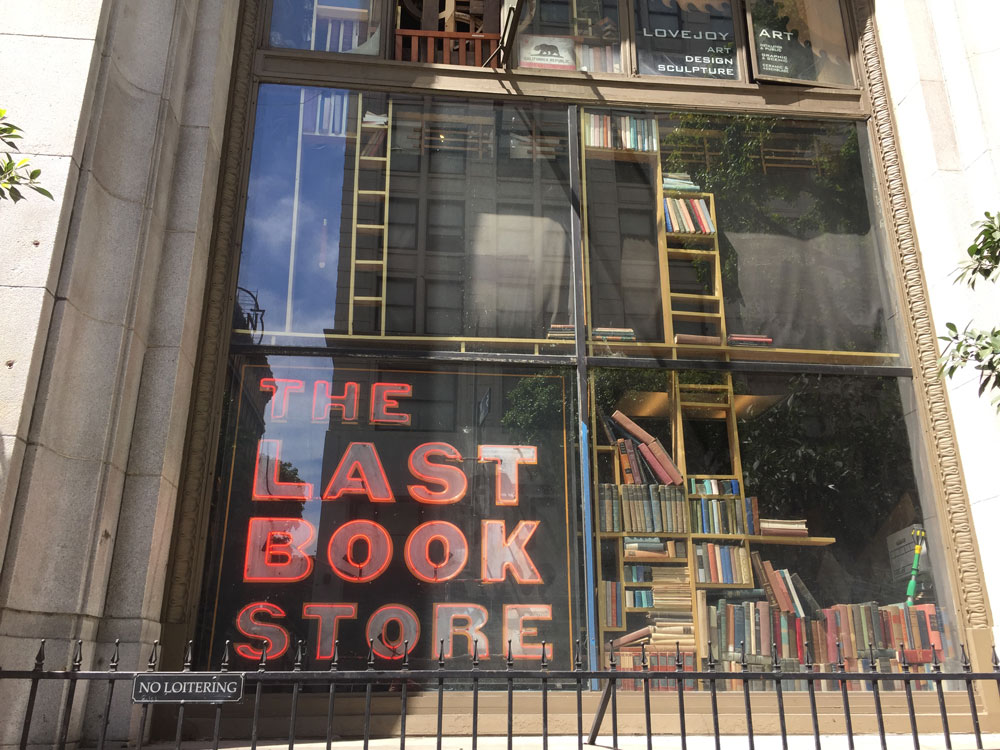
[591,370,839,674]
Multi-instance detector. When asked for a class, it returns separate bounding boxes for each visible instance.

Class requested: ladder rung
[672,311,722,321]
[356,224,386,233]
[358,190,387,197]
[353,296,384,305]
[359,155,387,161]
[355,259,385,266]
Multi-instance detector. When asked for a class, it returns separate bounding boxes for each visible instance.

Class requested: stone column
[0,0,238,743]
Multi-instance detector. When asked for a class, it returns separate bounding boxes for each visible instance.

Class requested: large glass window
[582,109,900,364]
[201,86,960,689]
[236,85,575,352]
[200,356,581,669]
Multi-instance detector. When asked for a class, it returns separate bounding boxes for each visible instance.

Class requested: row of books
[694,543,752,585]
[597,483,688,534]
[583,112,656,151]
[545,324,636,341]
[576,42,622,74]
[664,196,716,235]
[688,478,740,496]
[752,551,822,617]
[705,595,953,678]
[626,589,654,608]
[604,409,684,485]
[690,496,747,535]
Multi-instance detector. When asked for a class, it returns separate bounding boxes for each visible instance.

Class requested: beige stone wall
[0,0,238,742]
[874,0,1000,644]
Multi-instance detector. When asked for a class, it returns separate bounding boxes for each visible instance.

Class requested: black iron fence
[4,638,1000,750]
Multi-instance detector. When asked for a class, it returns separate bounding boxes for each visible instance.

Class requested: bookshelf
[593,371,837,664]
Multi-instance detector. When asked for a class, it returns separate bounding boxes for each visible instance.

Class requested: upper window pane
[509,0,623,73]
[746,0,854,87]
[236,85,575,353]
[582,110,902,366]
[271,0,384,53]
[634,0,738,80]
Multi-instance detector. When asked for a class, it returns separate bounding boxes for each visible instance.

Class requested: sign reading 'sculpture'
[208,365,573,669]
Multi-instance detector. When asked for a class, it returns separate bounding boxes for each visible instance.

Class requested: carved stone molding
[852,0,989,630]
[165,0,259,626]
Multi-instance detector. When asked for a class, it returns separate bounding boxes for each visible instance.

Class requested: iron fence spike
[33,639,45,671]
[221,640,231,672]
[147,640,159,671]
[110,639,120,672]
[403,640,410,669]
[183,640,194,671]
[293,639,304,671]
[72,640,82,671]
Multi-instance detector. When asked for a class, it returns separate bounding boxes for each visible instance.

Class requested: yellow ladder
[348,94,392,335]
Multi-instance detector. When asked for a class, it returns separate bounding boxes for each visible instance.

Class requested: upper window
[745,0,854,86]
[267,0,854,87]
[235,85,575,353]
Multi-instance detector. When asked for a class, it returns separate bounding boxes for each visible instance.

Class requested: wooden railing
[394,29,501,67]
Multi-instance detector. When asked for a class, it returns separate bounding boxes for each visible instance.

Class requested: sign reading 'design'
[132,673,245,703]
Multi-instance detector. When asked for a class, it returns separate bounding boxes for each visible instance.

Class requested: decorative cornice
[852,0,989,630]
[165,0,259,625]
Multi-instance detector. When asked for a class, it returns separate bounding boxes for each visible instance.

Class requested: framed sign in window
[634,0,739,80]
[746,0,854,87]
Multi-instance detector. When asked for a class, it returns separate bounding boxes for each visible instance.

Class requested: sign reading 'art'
[207,363,575,669]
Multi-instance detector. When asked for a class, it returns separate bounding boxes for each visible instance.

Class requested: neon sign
[208,365,574,668]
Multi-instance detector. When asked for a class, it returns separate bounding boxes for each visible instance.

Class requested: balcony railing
[394,29,501,67]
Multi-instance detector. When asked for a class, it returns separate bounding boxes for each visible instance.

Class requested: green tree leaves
[1,109,53,203]
[940,212,1000,410]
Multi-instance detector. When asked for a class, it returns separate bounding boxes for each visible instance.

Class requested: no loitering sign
[132,673,244,703]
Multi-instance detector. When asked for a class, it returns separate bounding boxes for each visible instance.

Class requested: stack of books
[759,518,809,537]
[602,410,684,486]
[662,172,700,191]
[545,323,576,340]
[593,326,636,341]
[728,333,773,347]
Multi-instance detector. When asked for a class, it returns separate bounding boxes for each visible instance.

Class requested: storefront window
[202,356,581,668]
[590,367,958,682]
[202,83,959,688]
[235,85,575,352]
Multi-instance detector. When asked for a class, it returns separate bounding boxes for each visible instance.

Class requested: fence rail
[5,638,1000,750]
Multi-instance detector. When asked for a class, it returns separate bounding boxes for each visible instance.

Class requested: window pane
[747,0,854,86]
[634,0,738,80]
[589,368,961,683]
[582,109,902,366]
[271,0,384,53]
[200,356,581,669]
[235,85,575,353]
[509,0,623,73]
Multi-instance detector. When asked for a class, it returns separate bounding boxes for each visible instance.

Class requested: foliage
[940,212,1000,410]
[0,109,53,203]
